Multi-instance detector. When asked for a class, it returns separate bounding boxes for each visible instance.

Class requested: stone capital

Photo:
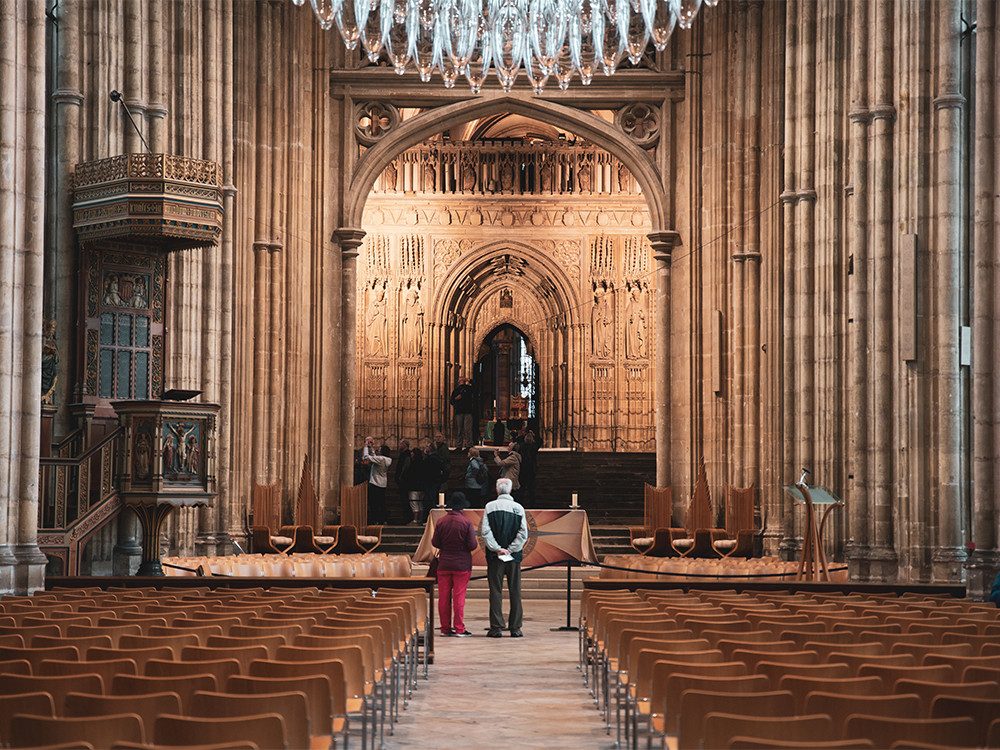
[647,230,680,264]
[146,104,169,120]
[869,104,897,122]
[52,88,84,106]
[334,227,367,259]
[933,93,967,111]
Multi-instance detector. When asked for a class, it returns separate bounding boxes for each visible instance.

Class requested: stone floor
[386,597,618,749]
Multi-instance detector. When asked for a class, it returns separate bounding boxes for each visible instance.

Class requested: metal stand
[551,560,579,632]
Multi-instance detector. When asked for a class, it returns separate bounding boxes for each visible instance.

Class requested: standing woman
[431,492,478,637]
[464,447,490,505]
[365,444,392,525]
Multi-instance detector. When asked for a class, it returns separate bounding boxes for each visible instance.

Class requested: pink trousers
[437,569,472,634]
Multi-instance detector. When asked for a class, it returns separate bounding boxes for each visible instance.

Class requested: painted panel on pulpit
[132,419,156,486]
[162,420,203,484]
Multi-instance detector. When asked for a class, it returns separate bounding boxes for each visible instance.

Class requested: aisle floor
[387,597,617,749]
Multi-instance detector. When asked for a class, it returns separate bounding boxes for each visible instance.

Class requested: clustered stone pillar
[1,0,49,593]
[649,232,680,490]
[336,228,366,521]
[968,0,1000,598]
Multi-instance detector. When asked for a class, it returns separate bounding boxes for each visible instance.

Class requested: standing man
[516,429,540,507]
[481,477,528,638]
[494,442,522,502]
[449,376,475,452]
[434,431,452,483]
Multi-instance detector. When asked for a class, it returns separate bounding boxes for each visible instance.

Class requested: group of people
[432,479,528,639]
[357,422,541,525]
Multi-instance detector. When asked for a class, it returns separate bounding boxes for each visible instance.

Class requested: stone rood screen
[371,140,642,197]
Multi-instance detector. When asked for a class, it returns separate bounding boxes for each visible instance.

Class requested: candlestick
[571,493,578,508]
[438,492,446,507]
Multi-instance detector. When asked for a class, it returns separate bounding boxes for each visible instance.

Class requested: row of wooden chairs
[251,524,384,555]
[0,584,431,749]
[580,588,1000,750]
[162,552,412,578]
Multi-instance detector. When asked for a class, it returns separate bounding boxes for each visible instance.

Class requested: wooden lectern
[782,481,844,582]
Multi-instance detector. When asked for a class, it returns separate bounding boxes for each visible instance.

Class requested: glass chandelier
[295,0,718,94]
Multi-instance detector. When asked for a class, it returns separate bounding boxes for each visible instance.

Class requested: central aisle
[387,597,614,748]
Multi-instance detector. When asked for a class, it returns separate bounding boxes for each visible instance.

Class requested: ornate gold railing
[39,428,122,530]
[72,153,222,189]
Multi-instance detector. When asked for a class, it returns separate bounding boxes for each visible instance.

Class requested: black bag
[475,459,489,484]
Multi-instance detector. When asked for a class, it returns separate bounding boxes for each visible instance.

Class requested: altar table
[413,508,599,567]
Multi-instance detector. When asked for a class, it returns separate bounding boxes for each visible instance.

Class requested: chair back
[253,481,282,530]
[9,712,144,748]
[643,483,673,532]
[341,482,368,529]
[154,713,287,750]
[192,690,309,750]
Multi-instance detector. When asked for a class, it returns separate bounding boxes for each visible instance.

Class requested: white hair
[496,477,513,496]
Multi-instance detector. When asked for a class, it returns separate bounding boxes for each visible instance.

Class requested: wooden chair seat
[844,715,977,749]
[0,692,55,744]
[111,673,219,713]
[677,690,795,750]
[154,713,287,750]
[702,712,834,750]
[0,673,103,712]
[9,712,144,749]
[226,673,342,750]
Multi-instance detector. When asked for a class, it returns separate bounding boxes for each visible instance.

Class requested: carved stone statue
[591,286,612,358]
[626,286,647,359]
[367,281,388,356]
[41,319,58,403]
[400,285,424,357]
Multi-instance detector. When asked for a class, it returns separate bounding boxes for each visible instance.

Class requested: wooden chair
[830,652,916,673]
[929,695,1000,747]
[9,712,144,748]
[856,663,955,689]
[702,713,834,750]
[804,641,885,661]
[0,658,32,675]
[145,657,242,685]
[64,691,182,738]
[0,673,103,713]
[677,690,795,750]
[118,632,201,659]
[0,645,79,671]
[0,633,24,648]
[732,648,820,674]
[803,692,921,737]
[0,691,55,743]
[630,484,678,555]
[922,652,1000,674]
[190,690,310,750]
[645,658,746,743]
[895,678,999,716]
[207,634,287,660]
[180,645,269,675]
[941,631,1000,655]
[755,660,852,687]
[777,675,886,714]
[962,665,1000,683]
[154,713,287,750]
[718,483,757,558]
[890,642,975,663]
[248,659,352,748]
[844,715,977,749]
[32,634,113,652]
[729,740,874,749]
[111,673,218,713]
[38,658,138,689]
[226,674,341,750]
[907,621,979,643]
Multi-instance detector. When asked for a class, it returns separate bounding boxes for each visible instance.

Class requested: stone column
[335,228,366,510]
[967,0,1000,599]
[846,0,872,581]
[868,0,899,582]
[14,0,49,593]
[930,0,968,583]
[649,231,680,489]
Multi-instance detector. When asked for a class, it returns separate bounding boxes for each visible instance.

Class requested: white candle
[571,493,578,508]
[438,492,446,507]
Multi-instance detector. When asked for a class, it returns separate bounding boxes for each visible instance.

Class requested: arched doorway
[475,324,539,445]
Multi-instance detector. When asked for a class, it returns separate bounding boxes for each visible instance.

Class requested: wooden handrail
[40,427,123,467]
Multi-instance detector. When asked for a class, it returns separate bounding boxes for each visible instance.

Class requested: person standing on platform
[394,439,412,524]
[421,439,446,523]
[494,442,522,502]
[450,376,475,452]
[516,429,540,507]
[431,491,479,637]
[464,447,490,505]
[482,477,528,637]
[403,444,425,524]
[364,441,392,525]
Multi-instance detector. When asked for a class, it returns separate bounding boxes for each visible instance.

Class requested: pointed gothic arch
[345,96,669,232]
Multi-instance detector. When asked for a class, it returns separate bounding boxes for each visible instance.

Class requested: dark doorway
[474,324,539,444]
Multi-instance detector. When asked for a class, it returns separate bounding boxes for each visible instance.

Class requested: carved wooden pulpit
[112,399,220,575]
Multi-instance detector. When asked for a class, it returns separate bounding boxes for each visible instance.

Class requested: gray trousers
[486,554,523,632]
[454,413,473,449]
